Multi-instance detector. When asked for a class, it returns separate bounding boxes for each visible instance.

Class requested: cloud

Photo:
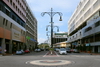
[26,0,80,44]
[58,31,67,33]
[38,38,46,44]
[26,0,80,12]
[54,22,64,26]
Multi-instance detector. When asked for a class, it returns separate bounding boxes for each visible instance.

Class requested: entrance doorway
[94,46,98,53]
[6,44,9,53]
[0,38,2,46]
[5,40,10,53]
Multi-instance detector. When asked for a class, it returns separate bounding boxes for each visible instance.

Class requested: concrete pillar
[1,38,6,55]
[21,43,24,49]
[9,40,12,53]
[17,43,20,50]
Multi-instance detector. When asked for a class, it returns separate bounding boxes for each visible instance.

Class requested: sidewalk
[90,53,100,55]
[0,53,13,56]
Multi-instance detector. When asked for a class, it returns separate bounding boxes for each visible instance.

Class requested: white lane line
[43,51,49,57]
[26,61,31,64]
[43,51,60,57]
[54,51,60,57]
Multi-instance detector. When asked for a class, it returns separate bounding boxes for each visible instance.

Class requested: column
[1,38,6,55]
[9,40,12,53]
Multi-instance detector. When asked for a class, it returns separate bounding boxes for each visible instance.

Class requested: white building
[68,0,100,53]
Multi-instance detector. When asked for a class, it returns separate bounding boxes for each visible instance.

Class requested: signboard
[12,29,21,41]
[86,43,90,46]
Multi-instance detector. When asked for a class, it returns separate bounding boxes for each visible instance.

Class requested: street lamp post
[41,8,62,48]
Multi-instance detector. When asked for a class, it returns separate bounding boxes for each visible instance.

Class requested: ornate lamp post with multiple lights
[41,8,62,48]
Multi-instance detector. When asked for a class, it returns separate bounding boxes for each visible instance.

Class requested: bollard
[51,51,52,55]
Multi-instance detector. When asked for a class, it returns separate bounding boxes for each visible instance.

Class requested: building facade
[53,41,71,48]
[0,0,37,54]
[26,4,37,51]
[68,0,100,53]
[53,32,68,45]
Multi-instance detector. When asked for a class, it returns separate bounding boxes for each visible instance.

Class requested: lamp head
[59,16,62,21]
[46,28,48,31]
[57,29,59,32]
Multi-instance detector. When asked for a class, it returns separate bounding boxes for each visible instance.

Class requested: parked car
[70,49,80,53]
[70,49,74,53]
[59,48,67,55]
[45,48,49,51]
[73,49,80,53]
[65,48,71,53]
[21,49,25,54]
[55,48,60,52]
[35,49,41,52]
[16,50,24,55]
[24,49,30,53]
[41,48,44,51]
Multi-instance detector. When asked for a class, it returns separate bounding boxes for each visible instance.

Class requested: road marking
[55,51,60,57]
[43,51,59,57]
[43,51,49,57]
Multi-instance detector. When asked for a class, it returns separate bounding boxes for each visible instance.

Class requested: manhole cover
[28,60,72,66]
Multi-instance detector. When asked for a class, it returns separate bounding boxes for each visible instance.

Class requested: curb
[0,54,13,56]
[90,53,100,55]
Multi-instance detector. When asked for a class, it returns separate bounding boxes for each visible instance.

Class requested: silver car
[59,48,67,55]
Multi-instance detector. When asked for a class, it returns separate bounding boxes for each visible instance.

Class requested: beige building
[0,0,37,54]
[53,41,70,48]
[68,0,100,53]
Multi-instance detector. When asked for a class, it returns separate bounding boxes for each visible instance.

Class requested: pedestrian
[0,46,2,53]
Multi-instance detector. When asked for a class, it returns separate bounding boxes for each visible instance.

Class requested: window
[16,6,17,11]
[95,21,100,27]
[20,11,21,14]
[17,19,20,24]
[13,3,15,8]
[18,0,19,4]
[18,8,19,13]
[21,30,23,34]
[5,7,10,16]
[80,32,81,35]
[10,23,12,28]
[6,20,8,26]
[20,3,21,7]
[85,27,92,32]
[3,18,5,25]
[21,22,23,27]
[7,0,9,2]
[10,0,12,5]
[72,36,74,38]
[6,9,10,16]
[12,15,16,20]
[0,4,2,10]
[99,11,100,16]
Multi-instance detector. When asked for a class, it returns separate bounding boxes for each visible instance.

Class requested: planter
[87,51,91,53]
[83,51,86,53]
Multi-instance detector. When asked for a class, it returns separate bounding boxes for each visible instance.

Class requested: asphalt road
[0,51,100,67]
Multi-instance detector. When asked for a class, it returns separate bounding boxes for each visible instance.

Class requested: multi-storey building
[0,0,37,54]
[68,0,100,53]
[26,3,37,51]
[53,32,68,44]
[52,32,69,48]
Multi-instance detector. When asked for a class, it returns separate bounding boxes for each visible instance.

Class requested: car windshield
[60,49,66,51]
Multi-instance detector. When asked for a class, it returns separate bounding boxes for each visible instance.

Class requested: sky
[26,0,80,44]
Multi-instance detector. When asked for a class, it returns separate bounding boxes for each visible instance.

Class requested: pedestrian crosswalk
[43,51,60,57]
